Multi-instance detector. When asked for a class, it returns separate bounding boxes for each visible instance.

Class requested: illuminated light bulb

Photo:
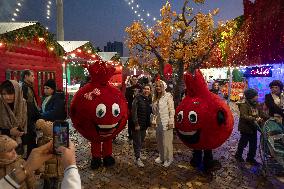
[48,1,52,5]
[16,8,19,12]
[138,14,140,17]
[17,3,21,6]
[47,5,50,8]
[46,27,49,30]
[71,53,76,58]
[128,2,131,5]
[153,17,156,21]
[38,37,44,42]
[0,43,3,47]
[13,13,18,16]
[91,54,97,58]
[49,47,54,51]
[131,7,133,9]
[131,0,134,3]
[137,4,139,8]
[147,13,150,17]
[77,49,82,53]
[47,12,50,15]
[47,16,50,19]
[11,18,15,21]
[134,11,137,14]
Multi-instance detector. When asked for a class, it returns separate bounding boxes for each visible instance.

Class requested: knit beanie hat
[157,80,167,90]
[244,88,258,100]
[0,135,18,153]
[44,79,56,91]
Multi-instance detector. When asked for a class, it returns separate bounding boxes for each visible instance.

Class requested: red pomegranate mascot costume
[175,69,234,172]
[70,61,128,169]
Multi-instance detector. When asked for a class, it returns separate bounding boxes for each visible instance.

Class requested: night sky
[0,0,243,55]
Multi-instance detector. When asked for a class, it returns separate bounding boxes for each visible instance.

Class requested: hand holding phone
[53,120,69,155]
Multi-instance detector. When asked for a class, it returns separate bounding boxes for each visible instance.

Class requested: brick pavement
[71,103,284,189]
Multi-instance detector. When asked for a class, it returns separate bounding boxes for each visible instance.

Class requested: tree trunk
[173,59,184,107]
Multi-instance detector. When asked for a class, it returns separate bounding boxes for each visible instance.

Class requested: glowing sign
[244,66,272,77]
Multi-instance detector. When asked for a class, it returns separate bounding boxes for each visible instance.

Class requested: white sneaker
[140,154,147,160]
[155,157,163,164]
[136,158,145,167]
[163,159,173,167]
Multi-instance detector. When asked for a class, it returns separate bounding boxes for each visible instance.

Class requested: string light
[45,0,53,30]
[125,0,158,27]
[11,0,25,22]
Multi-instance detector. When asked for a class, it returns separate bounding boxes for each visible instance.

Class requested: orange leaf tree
[125,0,234,103]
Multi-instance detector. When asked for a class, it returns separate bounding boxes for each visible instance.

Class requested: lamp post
[56,0,64,41]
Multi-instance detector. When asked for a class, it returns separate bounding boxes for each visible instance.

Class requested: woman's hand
[24,141,53,174]
[134,124,140,131]
[10,127,24,137]
[167,124,174,130]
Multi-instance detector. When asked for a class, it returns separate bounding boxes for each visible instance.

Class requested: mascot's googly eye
[96,104,106,118]
[112,103,120,117]
[188,111,197,123]
[177,111,183,123]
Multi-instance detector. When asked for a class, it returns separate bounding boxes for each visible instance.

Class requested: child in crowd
[235,88,268,165]
[0,135,35,189]
[36,119,64,189]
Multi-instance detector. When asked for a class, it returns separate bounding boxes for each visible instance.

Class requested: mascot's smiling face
[175,70,233,149]
[70,62,128,142]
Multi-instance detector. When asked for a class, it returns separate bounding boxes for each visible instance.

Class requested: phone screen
[53,121,69,154]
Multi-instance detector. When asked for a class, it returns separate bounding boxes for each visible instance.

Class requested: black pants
[128,117,135,140]
[235,132,257,160]
[191,149,213,165]
[132,129,147,159]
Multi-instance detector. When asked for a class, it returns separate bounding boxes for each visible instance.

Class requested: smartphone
[53,120,69,155]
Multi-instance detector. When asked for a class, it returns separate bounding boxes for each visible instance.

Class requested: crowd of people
[0,70,79,189]
[126,75,284,170]
[0,69,283,188]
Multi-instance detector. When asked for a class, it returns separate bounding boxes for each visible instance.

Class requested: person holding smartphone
[0,141,81,189]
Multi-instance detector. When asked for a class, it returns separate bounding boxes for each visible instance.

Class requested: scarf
[0,80,27,136]
[42,95,52,113]
[271,93,281,107]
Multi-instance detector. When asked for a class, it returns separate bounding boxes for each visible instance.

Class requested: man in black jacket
[20,70,40,157]
[131,84,152,167]
[265,80,284,121]
[125,75,141,141]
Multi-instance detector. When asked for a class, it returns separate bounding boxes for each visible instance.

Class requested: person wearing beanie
[41,79,66,121]
[0,135,35,189]
[265,80,284,121]
[235,88,268,165]
[152,79,175,167]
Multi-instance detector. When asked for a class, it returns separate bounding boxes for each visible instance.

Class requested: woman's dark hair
[0,80,15,94]
[269,80,283,91]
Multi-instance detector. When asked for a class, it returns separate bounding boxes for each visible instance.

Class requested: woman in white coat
[152,80,175,167]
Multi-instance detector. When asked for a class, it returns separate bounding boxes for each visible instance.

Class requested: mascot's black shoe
[190,158,201,168]
[103,156,115,167]
[91,157,102,170]
[203,159,222,172]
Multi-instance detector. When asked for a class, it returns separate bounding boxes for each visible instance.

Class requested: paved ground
[70,103,284,189]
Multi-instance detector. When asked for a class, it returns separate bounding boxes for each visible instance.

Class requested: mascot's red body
[70,61,128,169]
[176,69,233,149]
[175,69,233,171]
